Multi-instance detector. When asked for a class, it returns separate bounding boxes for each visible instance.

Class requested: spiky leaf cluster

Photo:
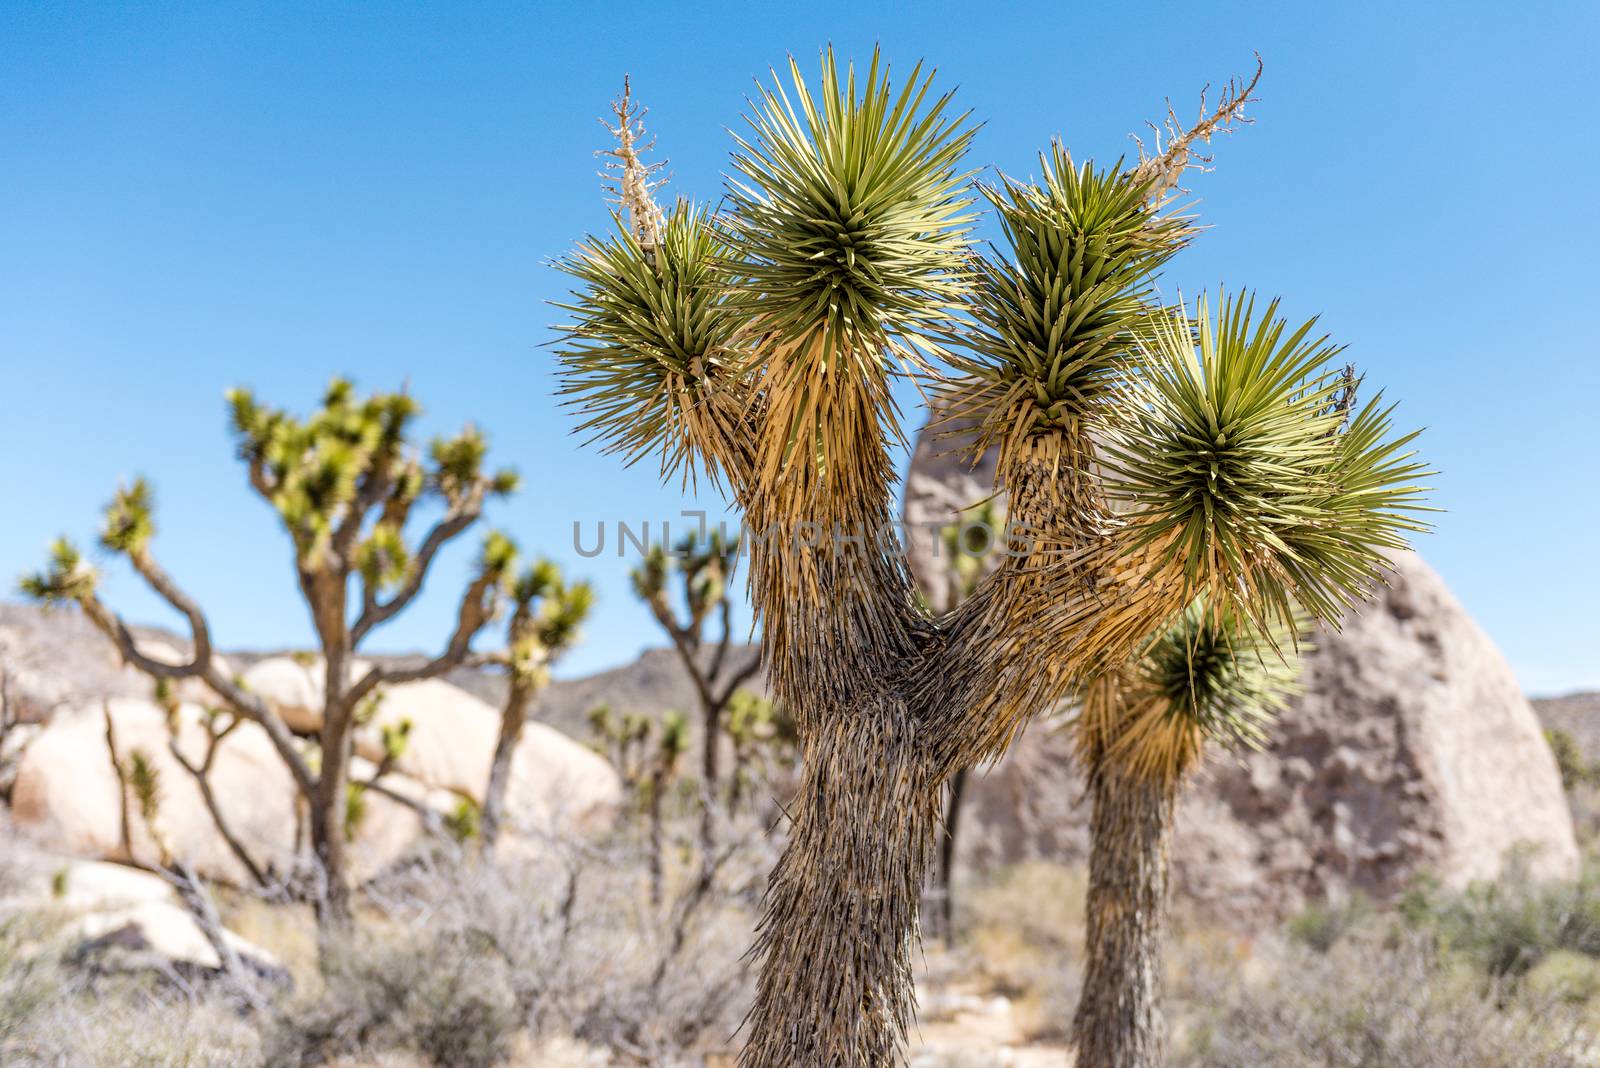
[432,426,518,504]
[553,202,742,482]
[726,47,975,357]
[1086,597,1300,779]
[1105,293,1433,628]
[125,748,164,828]
[535,580,595,651]
[480,530,521,588]
[101,479,156,555]
[18,538,96,603]
[657,709,689,765]
[355,523,411,591]
[943,148,1192,460]
[503,552,593,687]
[227,379,515,568]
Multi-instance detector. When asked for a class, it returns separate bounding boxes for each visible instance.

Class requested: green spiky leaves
[1093,596,1301,780]
[1138,598,1298,751]
[727,47,976,357]
[226,379,517,568]
[480,529,521,588]
[101,479,156,555]
[432,426,517,505]
[18,537,96,603]
[554,202,742,482]
[944,148,1192,461]
[536,579,595,651]
[1106,293,1434,628]
[355,523,411,592]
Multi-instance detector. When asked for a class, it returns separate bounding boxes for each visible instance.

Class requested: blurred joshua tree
[925,497,1003,943]
[645,711,689,908]
[587,701,653,794]
[630,531,761,852]
[721,688,795,816]
[588,702,689,907]
[474,545,594,853]
[553,55,1430,1067]
[21,380,522,929]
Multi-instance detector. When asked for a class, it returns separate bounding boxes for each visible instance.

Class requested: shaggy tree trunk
[481,676,533,852]
[1073,762,1177,1068]
[740,706,941,1067]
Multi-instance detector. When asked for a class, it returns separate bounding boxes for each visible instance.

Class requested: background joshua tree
[475,547,594,852]
[21,379,521,929]
[721,689,795,818]
[925,498,1003,943]
[587,702,689,908]
[630,531,761,852]
[553,53,1429,1067]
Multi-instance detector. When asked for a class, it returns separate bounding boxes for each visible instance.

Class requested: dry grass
[10,830,1600,1068]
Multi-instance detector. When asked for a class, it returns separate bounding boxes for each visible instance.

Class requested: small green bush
[1400,862,1600,979]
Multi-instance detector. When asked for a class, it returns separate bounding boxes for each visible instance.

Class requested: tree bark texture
[740,702,941,1066]
[1072,761,1177,1068]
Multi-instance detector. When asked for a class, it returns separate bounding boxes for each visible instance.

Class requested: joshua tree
[630,532,762,852]
[587,701,653,794]
[925,498,1003,942]
[477,550,594,851]
[588,702,689,907]
[553,55,1429,1067]
[22,380,522,927]
[644,710,690,908]
[721,688,795,816]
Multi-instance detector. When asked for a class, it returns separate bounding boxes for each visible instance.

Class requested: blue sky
[2,2,1596,694]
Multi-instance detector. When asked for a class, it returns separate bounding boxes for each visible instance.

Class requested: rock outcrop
[1,604,164,724]
[356,678,622,836]
[903,421,1580,919]
[8,698,451,885]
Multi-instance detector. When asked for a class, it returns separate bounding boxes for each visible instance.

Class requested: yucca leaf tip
[941,147,1192,460]
[1105,291,1435,629]
[726,46,976,360]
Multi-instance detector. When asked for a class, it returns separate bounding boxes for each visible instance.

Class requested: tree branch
[1133,55,1263,200]
[351,505,480,645]
[75,585,317,798]
[713,651,764,709]
[346,569,499,708]
[166,715,272,890]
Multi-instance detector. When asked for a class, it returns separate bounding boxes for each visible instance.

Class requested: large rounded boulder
[356,678,621,836]
[9,698,447,885]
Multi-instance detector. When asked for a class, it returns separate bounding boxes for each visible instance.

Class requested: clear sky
[2,2,1596,694]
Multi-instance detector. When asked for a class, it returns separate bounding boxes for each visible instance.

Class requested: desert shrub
[1172,931,1589,1068]
[265,926,517,1068]
[267,830,765,1067]
[1399,861,1600,979]
[2,915,259,1068]
[1547,727,1595,790]
[1285,894,1372,953]
[0,915,58,1055]
[1526,948,1600,1006]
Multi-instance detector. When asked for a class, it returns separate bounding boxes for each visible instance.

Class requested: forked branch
[1133,55,1263,198]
